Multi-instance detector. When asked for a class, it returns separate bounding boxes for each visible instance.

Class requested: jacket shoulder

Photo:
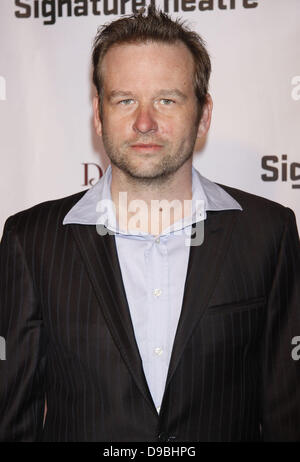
[218,183,291,216]
[217,182,298,238]
[2,189,88,236]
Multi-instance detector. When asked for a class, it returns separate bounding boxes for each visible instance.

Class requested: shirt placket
[145,236,169,410]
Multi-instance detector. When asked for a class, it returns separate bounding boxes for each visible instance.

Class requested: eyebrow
[108,89,188,100]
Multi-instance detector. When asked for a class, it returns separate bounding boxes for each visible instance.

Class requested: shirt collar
[62,165,242,234]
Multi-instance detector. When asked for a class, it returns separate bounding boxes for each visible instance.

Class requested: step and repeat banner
[0,0,299,235]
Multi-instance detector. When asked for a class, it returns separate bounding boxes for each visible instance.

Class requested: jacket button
[157,432,168,442]
[157,433,177,442]
[167,435,177,442]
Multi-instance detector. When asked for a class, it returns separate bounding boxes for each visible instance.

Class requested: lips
[131,143,163,150]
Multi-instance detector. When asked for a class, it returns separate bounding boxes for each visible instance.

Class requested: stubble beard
[101,129,198,187]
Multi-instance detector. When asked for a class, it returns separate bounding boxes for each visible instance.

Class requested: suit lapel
[70,223,157,415]
[69,209,239,416]
[162,210,240,400]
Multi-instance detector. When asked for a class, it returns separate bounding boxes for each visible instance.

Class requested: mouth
[130,144,163,152]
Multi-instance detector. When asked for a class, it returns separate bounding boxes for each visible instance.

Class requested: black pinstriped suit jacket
[0,183,300,442]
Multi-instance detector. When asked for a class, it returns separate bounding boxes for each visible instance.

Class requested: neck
[110,160,193,236]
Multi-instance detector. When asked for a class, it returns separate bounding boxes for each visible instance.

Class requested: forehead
[101,41,195,92]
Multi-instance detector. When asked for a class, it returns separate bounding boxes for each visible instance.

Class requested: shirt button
[157,406,161,413]
[153,288,162,297]
[154,347,163,356]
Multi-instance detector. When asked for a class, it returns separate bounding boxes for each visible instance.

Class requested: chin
[126,164,180,181]
[128,168,166,180]
[116,158,163,178]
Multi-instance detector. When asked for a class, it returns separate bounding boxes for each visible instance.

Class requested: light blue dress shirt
[63,165,242,413]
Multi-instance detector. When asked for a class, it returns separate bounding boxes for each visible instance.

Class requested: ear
[93,95,102,136]
[197,94,213,138]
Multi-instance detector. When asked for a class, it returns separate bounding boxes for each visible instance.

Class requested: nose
[133,105,158,135]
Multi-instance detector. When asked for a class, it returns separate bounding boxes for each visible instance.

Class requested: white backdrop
[1,0,300,236]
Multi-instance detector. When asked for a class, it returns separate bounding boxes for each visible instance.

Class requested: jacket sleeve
[261,207,300,441]
[0,215,47,441]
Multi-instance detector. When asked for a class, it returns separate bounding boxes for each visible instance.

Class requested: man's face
[94,41,211,181]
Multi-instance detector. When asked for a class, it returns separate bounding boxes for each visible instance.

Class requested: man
[0,6,300,442]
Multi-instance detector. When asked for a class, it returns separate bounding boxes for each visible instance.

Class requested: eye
[160,99,175,105]
[118,99,135,105]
